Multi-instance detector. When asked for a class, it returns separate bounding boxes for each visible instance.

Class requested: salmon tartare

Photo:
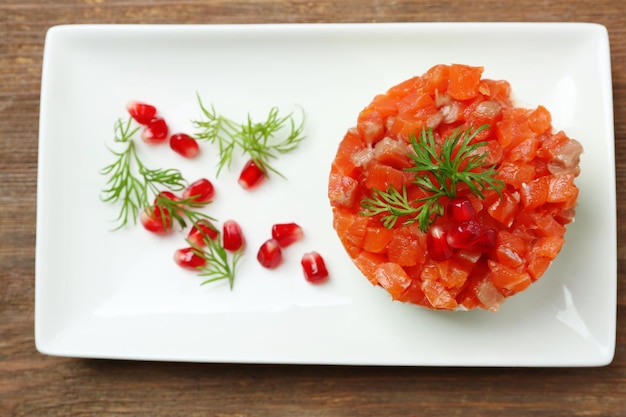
[328,64,582,311]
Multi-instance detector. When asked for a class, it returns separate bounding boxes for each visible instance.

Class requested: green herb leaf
[406,124,503,200]
[152,194,216,231]
[190,232,243,290]
[360,124,504,232]
[100,117,186,229]
[193,94,306,178]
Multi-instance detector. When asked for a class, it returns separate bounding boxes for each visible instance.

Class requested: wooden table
[1,1,624,416]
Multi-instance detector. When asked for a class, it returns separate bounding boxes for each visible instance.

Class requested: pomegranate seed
[126,101,157,125]
[139,205,172,234]
[238,159,266,189]
[427,225,453,261]
[447,219,481,249]
[447,196,475,222]
[183,178,215,203]
[469,228,497,252]
[153,190,179,205]
[222,220,245,252]
[271,222,303,248]
[257,239,283,269]
[170,133,200,158]
[301,251,329,283]
[187,219,219,247]
[141,117,169,144]
[173,247,206,270]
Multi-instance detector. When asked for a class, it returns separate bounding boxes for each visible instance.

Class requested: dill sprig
[100,117,186,229]
[360,124,504,232]
[361,183,445,230]
[192,98,241,176]
[407,124,503,200]
[192,94,306,177]
[152,194,216,231]
[191,233,243,290]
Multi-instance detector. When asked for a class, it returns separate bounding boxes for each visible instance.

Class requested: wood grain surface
[1,1,624,416]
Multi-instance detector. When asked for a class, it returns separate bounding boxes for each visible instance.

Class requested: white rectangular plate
[36,23,616,366]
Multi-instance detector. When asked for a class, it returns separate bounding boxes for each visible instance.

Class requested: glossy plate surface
[36,23,615,366]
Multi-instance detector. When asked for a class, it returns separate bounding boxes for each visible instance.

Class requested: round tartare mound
[328,63,582,311]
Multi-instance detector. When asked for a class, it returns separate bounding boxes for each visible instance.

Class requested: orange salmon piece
[527,256,552,281]
[369,94,399,118]
[387,75,422,98]
[363,226,394,254]
[353,251,388,285]
[436,258,470,289]
[532,235,565,259]
[480,79,512,107]
[495,108,534,148]
[495,230,527,269]
[528,105,552,134]
[509,135,540,163]
[421,64,450,95]
[548,174,579,209]
[376,262,412,300]
[331,129,366,177]
[488,260,531,293]
[332,208,370,257]
[421,279,458,310]
[373,137,412,169]
[328,173,360,209]
[486,190,520,227]
[447,64,483,100]
[496,161,536,190]
[364,163,405,192]
[387,227,426,267]
[520,176,551,210]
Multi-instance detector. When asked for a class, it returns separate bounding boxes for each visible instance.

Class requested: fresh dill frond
[192,95,306,178]
[360,124,504,232]
[100,117,186,229]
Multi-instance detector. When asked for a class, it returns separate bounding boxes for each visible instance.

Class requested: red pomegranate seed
[238,159,266,189]
[183,178,215,203]
[157,190,178,200]
[170,133,200,158]
[153,190,179,205]
[469,228,497,252]
[301,251,329,283]
[173,247,206,270]
[139,205,172,234]
[257,239,283,269]
[141,117,169,144]
[126,101,157,125]
[427,225,453,261]
[187,219,219,247]
[222,220,245,252]
[271,222,303,248]
[447,219,481,249]
[447,196,475,222]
